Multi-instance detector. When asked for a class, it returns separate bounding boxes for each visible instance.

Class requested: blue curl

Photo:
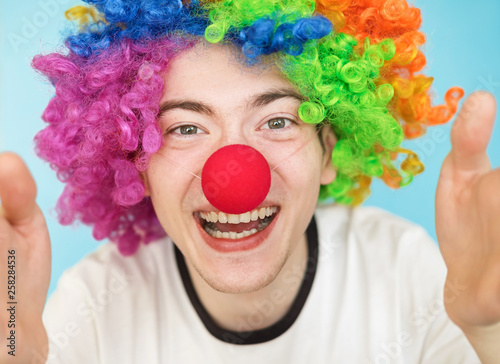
[65,1,332,59]
[272,23,303,56]
[239,18,275,47]
[66,24,115,58]
[67,0,208,58]
[139,0,183,24]
[104,1,140,23]
[292,16,332,42]
[84,0,140,23]
[66,35,93,58]
[239,18,275,58]
[237,15,333,59]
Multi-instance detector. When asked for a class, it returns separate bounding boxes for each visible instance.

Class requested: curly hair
[32,0,463,255]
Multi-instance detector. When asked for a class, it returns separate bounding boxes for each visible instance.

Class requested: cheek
[146,161,189,210]
[273,148,324,201]
[158,139,213,176]
[146,166,200,243]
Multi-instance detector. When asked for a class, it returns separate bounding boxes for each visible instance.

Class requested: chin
[192,250,288,294]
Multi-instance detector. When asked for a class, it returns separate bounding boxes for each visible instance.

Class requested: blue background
[1,0,500,297]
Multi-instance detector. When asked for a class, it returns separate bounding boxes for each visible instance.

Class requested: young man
[1,0,499,363]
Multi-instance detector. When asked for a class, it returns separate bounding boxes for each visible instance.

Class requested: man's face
[144,42,336,294]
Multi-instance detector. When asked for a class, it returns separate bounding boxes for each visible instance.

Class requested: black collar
[174,216,319,345]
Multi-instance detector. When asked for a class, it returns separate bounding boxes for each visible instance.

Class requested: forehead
[161,42,298,105]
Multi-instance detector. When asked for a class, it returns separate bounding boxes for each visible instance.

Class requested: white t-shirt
[42,204,480,363]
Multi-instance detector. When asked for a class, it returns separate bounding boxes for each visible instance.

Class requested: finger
[0,152,38,225]
[450,91,497,173]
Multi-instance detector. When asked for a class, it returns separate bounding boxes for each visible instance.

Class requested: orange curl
[386,31,425,68]
[336,0,421,42]
[398,147,424,175]
[381,165,402,189]
[402,122,424,139]
[408,50,426,73]
[346,175,372,205]
[426,87,465,125]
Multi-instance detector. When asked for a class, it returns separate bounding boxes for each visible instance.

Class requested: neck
[187,234,309,332]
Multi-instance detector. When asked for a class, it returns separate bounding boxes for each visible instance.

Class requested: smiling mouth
[196,206,279,240]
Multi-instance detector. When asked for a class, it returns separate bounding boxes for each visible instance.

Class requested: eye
[178,125,198,135]
[169,124,203,135]
[264,117,293,130]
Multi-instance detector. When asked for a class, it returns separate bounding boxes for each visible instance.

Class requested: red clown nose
[201,144,271,214]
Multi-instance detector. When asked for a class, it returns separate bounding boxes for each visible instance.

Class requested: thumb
[0,152,38,225]
[450,91,497,173]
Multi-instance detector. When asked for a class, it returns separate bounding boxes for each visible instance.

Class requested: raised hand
[435,91,500,362]
[0,153,51,363]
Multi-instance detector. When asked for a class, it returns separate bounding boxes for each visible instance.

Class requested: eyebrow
[157,88,304,118]
[248,88,304,109]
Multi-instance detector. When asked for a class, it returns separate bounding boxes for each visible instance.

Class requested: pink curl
[33,37,195,255]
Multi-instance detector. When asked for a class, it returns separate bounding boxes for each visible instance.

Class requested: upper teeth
[199,206,278,224]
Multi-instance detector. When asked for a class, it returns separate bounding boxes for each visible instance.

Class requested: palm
[436,92,500,328]
[0,153,51,360]
[2,206,51,316]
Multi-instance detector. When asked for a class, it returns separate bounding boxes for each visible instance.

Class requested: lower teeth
[205,228,259,239]
[203,215,274,239]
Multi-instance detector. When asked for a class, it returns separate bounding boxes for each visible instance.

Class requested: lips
[196,206,279,240]
[194,205,280,253]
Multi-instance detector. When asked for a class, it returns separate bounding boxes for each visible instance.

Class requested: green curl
[275,30,404,202]
[298,101,325,124]
[205,23,227,43]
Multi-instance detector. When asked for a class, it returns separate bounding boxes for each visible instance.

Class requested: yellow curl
[65,6,106,28]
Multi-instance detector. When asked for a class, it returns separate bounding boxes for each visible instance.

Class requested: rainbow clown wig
[32,0,464,255]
